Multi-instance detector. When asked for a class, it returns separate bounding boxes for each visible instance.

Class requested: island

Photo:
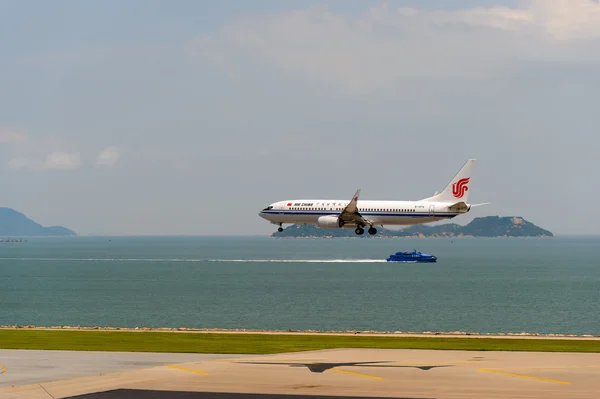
[271,216,553,238]
[0,207,77,237]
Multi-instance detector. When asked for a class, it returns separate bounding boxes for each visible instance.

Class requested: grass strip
[1,330,599,354]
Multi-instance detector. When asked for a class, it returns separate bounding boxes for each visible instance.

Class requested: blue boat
[386,250,437,263]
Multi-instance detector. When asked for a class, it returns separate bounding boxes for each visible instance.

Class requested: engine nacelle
[317,215,342,228]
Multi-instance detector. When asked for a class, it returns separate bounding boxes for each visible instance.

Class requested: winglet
[351,189,360,204]
[343,189,361,214]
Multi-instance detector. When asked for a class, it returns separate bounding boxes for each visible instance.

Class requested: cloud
[96,147,120,167]
[45,152,81,169]
[8,158,41,170]
[524,0,600,41]
[188,0,600,91]
[1,127,82,171]
[0,128,28,144]
[7,152,81,170]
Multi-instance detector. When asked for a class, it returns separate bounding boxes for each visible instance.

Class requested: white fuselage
[259,199,467,227]
[258,159,480,233]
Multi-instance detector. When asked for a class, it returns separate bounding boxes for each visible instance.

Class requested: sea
[0,236,599,335]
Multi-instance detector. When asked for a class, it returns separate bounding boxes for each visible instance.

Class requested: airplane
[258,159,488,236]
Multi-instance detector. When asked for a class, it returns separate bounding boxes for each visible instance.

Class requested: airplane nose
[258,212,266,219]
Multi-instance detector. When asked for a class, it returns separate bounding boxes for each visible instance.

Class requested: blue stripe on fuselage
[260,211,458,218]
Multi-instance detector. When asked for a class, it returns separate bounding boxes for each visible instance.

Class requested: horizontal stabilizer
[470,202,491,208]
[448,201,468,211]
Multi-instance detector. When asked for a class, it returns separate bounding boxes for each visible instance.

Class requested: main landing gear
[354,226,377,235]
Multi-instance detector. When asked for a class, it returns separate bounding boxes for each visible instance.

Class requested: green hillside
[272,216,552,238]
[0,207,76,236]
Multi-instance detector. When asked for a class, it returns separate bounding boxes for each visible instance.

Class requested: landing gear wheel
[368,227,377,235]
[355,227,364,235]
[277,224,283,232]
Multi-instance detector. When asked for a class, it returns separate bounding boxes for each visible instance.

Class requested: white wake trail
[208,259,387,263]
[1,258,387,263]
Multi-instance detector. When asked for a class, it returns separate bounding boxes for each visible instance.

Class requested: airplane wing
[338,189,371,227]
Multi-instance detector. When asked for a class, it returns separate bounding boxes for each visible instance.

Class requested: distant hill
[0,207,77,236]
[272,216,553,238]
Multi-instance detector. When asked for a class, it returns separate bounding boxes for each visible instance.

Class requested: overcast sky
[1,0,599,236]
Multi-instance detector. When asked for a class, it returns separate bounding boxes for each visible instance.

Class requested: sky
[1,0,599,236]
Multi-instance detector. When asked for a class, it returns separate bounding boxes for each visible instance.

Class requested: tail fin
[423,159,476,203]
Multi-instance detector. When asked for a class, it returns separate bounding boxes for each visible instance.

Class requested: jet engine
[317,215,343,228]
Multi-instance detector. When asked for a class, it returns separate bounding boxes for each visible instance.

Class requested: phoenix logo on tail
[452,177,470,198]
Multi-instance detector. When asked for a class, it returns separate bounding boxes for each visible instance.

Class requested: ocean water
[0,236,599,335]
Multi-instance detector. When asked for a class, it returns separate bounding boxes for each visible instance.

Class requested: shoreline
[2,325,599,340]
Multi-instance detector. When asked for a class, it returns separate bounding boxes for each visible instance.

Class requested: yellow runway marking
[0,366,6,374]
[167,365,208,375]
[330,369,383,380]
[215,358,324,363]
[477,368,570,385]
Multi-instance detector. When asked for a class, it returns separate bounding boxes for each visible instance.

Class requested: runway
[1,348,599,398]
[0,350,249,390]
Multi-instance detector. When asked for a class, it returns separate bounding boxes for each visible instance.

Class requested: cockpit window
[262,206,273,211]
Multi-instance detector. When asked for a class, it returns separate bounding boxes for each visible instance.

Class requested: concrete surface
[1,348,599,398]
[0,350,248,387]
[69,391,431,399]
